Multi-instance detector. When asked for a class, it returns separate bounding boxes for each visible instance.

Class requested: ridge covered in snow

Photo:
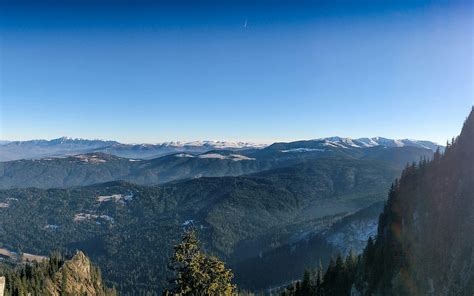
[0,136,442,161]
[316,137,442,151]
[0,138,267,161]
[2,137,266,149]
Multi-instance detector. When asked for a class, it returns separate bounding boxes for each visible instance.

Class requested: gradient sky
[0,0,472,144]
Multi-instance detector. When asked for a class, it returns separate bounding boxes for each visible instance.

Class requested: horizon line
[0,135,445,146]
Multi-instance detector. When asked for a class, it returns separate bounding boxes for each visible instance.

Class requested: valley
[1,1,470,294]
[0,139,434,293]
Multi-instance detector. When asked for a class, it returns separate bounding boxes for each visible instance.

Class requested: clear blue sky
[0,0,472,144]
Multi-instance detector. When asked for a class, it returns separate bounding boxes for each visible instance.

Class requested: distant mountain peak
[0,136,442,162]
[316,136,442,151]
[158,140,267,149]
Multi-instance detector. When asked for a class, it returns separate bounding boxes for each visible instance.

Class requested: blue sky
[0,0,472,144]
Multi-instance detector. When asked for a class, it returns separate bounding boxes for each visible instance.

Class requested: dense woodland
[284,108,474,295]
[0,157,399,293]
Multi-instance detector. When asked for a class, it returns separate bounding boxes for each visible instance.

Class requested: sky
[0,0,472,144]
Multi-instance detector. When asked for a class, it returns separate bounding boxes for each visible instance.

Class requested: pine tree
[165,229,236,295]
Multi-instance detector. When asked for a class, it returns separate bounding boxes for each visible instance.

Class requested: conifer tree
[300,270,312,295]
[165,229,236,296]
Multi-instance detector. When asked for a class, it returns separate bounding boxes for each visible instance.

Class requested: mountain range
[0,133,454,294]
[0,137,438,189]
[0,136,442,161]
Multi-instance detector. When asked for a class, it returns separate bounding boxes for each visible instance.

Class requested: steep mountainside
[277,109,474,296]
[293,109,474,296]
[0,251,115,295]
[233,201,384,290]
[0,143,435,189]
[362,108,474,295]
[0,157,398,293]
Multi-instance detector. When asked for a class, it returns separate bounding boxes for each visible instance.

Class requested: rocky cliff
[46,251,115,296]
[0,251,115,296]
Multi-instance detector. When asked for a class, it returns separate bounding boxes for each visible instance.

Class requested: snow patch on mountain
[326,219,378,255]
[97,193,134,203]
[158,140,266,149]
[281,148,325,153]
[175,153,195,158]
[316,137,442,152]
[74,213,114,223]
[175,152,254,161]
[73,154,107,163]
[197,153,255,161]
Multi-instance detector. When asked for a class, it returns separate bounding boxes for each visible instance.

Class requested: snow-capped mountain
[0,136,442,161]
[316,137,442,151]
[0,137,120,161]
[145,140,265,149]
[0,137,266,161]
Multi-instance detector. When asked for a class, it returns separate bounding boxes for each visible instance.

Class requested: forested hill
[365,108,474,295]
[285,108,474,296]
[0,139,436,190]
[0,157,398,293]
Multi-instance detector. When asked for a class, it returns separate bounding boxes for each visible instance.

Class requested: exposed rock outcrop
[46,251,114,296]
[0,276,5,296]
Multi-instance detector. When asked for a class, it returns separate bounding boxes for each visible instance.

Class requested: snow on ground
[73,154,107,163]
[176,153,255,161]
[161,140,267,149]
[182,219,205,229]
[74,213,115,223]
[326,219,378,254]
[97,193,133,203]
[198,153,227,159]
[281,148,325,153]
[182,220,194,226]
[316,137,440,151]
[44,224,59,230]
[175,153,195,158]
[323,137,361,148]
[353,138,379,147]
[322,141,346,148]
[227,154,255,161]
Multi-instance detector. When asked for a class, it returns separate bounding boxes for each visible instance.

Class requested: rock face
[46,251,112,296]
[0,276,4,296]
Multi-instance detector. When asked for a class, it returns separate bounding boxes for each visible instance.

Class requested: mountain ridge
[0,136,442,161]
[0,144,435,189]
